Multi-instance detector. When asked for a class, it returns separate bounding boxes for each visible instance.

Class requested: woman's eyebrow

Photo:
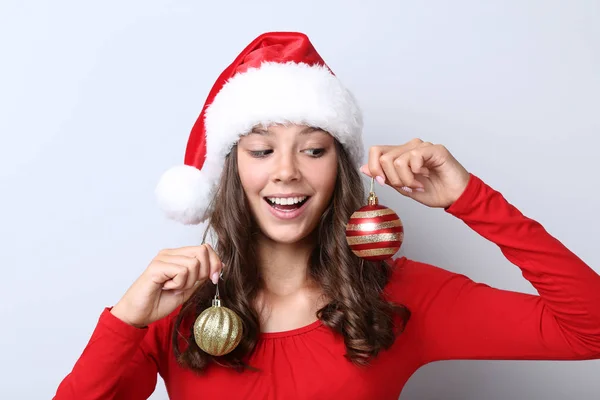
[249,127,269,135]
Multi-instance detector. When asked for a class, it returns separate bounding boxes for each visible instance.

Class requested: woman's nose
[273,152,301,182]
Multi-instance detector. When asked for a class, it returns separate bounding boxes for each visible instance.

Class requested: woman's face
[237,124,338,245]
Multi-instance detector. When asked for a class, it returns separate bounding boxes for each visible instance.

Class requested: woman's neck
[253,232,327,332]
[255,233,316,296]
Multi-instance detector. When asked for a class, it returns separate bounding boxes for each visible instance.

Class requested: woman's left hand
[360,138,471,209]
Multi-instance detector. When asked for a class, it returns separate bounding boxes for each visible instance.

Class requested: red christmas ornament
[345,178,404,261]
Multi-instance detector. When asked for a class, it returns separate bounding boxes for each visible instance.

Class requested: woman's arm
[53,308,164,400]
[388,174,600,364]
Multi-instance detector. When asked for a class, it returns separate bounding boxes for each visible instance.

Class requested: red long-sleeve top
[53,174,600,399]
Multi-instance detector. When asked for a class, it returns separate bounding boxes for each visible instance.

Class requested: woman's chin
[259,226,314,246]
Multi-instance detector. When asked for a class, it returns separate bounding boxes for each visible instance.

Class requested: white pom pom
[155,165,213,225]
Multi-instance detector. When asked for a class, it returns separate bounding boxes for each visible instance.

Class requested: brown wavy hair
[172,138,411,372]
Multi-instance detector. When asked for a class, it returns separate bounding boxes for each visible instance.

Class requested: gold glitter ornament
[193,280,243,356]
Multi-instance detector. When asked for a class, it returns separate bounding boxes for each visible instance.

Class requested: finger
[160,245,222,286]
[161,245,215,282]
[160,246,209,258]
[393,138,425,155]
[408,150,427,177]
[204,244,223,284]
[395,151,427,189]
[363,162,422,180]
[378,139,425,188]
[170,245,222,299]
[155,254,198,268]
[367,146,390,185]
[150,261,189,290]
[394,152,422,189]
[359,164,372,177]
[379,152,405,188]
[364,140,424,182]
[414,142,433,176]
[156,254,200,290]
[394,142,440,181]
[414,143,447,169]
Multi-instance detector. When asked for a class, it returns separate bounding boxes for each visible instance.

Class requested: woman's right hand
[110,245,223,328]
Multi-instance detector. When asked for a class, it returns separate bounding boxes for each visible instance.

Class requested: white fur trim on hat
[204,61,364,168]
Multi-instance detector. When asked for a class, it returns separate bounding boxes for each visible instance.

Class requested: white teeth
[267,196,307,205]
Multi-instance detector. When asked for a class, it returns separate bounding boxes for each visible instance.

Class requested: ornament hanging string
[212,270,225,305]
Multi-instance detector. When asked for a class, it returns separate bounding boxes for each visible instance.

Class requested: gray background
[1,0,598,399]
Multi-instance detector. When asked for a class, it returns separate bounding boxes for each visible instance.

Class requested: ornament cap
[367,192,378,206]
[367,177,379,205]
[212,298,221,307]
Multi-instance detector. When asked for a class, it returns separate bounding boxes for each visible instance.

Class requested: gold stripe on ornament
[221,308,242,353]
[352,247,399,257]
[198,308,218,354]
[195,307,227,355]
[351,208,397,219]
[346,232,403,245]
[346,219,402,232]
[212,310,227,354]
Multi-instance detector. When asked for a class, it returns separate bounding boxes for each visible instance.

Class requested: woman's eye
[249,149,273,158]
[304,148,325,157]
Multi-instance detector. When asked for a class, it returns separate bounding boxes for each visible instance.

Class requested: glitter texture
[352,247,401,258]
[350,208,397,219]
[193,303,243,356]
[345,219,402,232]
[346,232,404,245]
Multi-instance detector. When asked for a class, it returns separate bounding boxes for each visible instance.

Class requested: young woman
[53,32,600,399]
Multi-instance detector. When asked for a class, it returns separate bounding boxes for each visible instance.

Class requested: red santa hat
[155,32,364,225]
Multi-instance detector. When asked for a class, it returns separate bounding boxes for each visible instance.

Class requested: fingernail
[173,290,183,296]
[211,272,219,284]
[415,187,425,192]
[400,186,413,193]
[360,165,368,175]
[376,176,385,186]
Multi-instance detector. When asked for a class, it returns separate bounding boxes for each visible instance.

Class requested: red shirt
[53,175,600,399]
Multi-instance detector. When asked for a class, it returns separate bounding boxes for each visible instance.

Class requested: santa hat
[155,32,364,225]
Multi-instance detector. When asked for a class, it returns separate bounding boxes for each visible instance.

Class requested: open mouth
[264,196,310,212]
